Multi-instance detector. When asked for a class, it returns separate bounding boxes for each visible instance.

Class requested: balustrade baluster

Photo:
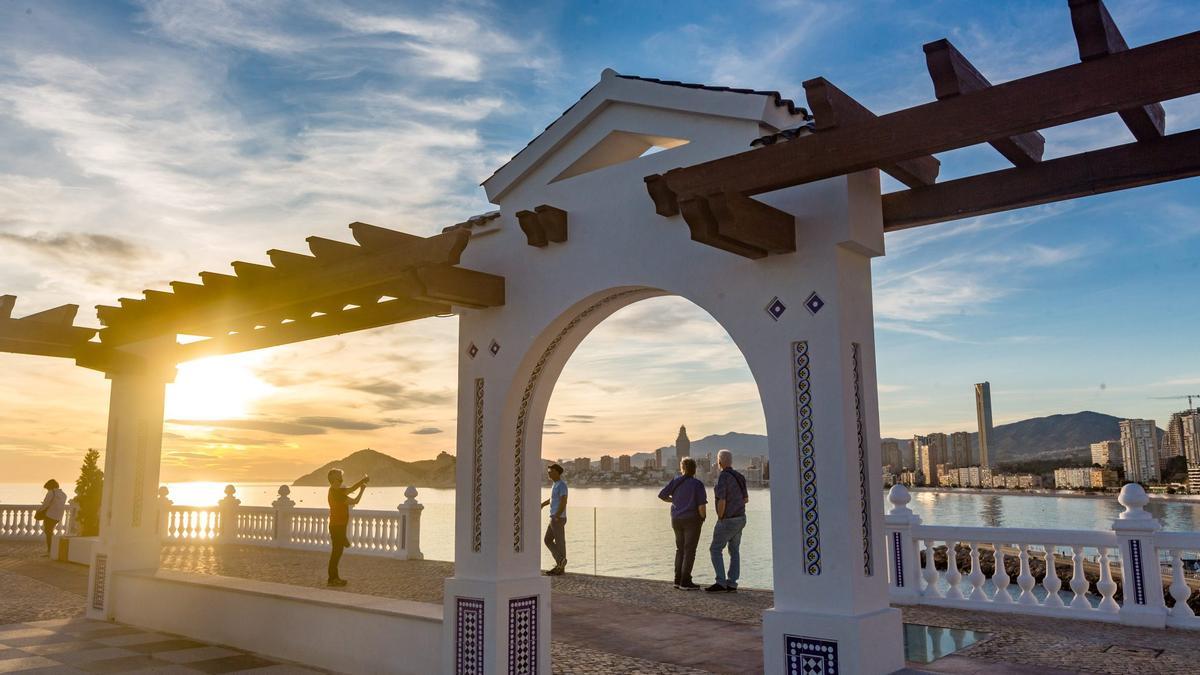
[1069,546,1090,610]
[1017,544,1037,605]
[1168,549,1197,618]
[992,545,1012,603]
[1096,546,1120,613]
[967,542,987,601]
[944,541,964,600]
[1042,545,1064,608]
[922,539,940,597]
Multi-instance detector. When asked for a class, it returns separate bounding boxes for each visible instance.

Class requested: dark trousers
[328,523,349,580]
[43,519,57,556]
[671,515,702,585]
[544,517,567,567]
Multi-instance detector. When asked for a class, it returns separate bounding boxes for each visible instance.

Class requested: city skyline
[1,1,1199,482]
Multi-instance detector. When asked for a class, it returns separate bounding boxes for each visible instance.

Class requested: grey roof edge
[442,210,501,233]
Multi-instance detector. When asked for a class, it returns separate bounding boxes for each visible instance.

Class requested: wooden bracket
[1069,0,1166,141]
[803,78,941,187]
[678,191,795,259]
[924,39,1046,167]
[515,204,569,247]
[644,174,681,217]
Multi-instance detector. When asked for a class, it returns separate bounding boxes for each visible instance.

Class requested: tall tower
[975,382,993,468]
[675,425,691,467]
[1120,418,1160,483]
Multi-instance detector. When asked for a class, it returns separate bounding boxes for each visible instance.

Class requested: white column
[757,171,904,675]
[1112,484,1167,627]
[217,485,241,544]
[397,486,424,560]
[87,363,174,620]
[272,485,295,548]
[883,485,922,604]
[155,487,173,542]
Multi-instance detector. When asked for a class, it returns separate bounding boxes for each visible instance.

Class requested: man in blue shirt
[707,449,748,592]
[658,457,707,590]
[541,464,568,575]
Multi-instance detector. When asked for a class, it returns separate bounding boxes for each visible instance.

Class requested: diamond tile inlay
[805,292,825,315]
[766,296,787,320]
[467,342,479,359]
[786,634,839,675]
[489,339,501,356]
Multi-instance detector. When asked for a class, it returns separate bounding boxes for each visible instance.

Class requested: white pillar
[87,363,174,620]
[397,486,424,560]
[756,171,904,675]
[156,487,173,542]
[217,485,241,544]
[1112,484,1167,627]
[272,485,295,548]
[883,485,922,604]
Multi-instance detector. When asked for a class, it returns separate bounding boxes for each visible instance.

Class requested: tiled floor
[0,618,325,674]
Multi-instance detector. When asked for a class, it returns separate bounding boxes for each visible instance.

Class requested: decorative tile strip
[472,378,484,553]
[852,342,872,576]
[785,634,839,675]
[512,289,645,552]
[1129,539,1146,605]
[132,422,147,527]
[455,597,485,674]
[507,595,538,674]
[92,554,108,611]
[793,341,821,575]
[892,531,905,588]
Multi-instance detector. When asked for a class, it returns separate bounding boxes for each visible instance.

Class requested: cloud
[167,418,325,435]
[0,231,141,261]
[295,416,387,431]
[345,378,454,409]
[410,427,442,435]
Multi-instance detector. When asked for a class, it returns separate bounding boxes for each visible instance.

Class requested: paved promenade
[3,542,1199,673]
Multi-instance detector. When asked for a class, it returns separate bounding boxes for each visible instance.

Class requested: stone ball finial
[887,484,913,516]
[272,484,295,509]
[277,485,291,497]
[405,486,418,500]
[158,486,170,498]
[224,484,237,497]
[1118,482,1151,519]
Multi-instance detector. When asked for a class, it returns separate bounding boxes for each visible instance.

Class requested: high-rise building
[950,432,971,467]
[1163,411,1187,461]
[1090,440,1122,467]
[573,457,591,474]
[675,425,691,466]
[1179,410,1200,464]
[655,447,663,470]
[1054,467,1119,489]
[975,382,994,468]
[903,440,916,470]
[881,440,902,471]
[599,455,614,472]
[1119,419,1159,483]
[618,454,632,473]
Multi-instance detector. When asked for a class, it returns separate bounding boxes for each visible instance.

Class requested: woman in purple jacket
[658,457,707,589]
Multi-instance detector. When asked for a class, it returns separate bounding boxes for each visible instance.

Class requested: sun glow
[165,353,275,421]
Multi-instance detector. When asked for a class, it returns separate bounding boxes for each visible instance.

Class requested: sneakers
[705,583,727,593]
[543,562,565,576]
[677,581,701,590]
[327,578,347,587]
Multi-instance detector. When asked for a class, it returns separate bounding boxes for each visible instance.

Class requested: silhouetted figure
[38,480,67,557]
[326,469,368,587]
[707,449,748,592]
[659,457,707,590]
[541,464,569,575]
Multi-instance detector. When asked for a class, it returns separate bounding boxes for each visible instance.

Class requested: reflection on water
[980,495,1002,528]
[903,624,988,664]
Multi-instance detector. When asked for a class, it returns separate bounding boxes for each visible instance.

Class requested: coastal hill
[293,449,456,487]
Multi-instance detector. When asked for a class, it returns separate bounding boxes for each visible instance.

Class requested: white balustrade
[0,503,75,540]
[884,483,1198,630]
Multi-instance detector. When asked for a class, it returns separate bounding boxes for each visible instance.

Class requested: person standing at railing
[707,449,748,593]
[326,469,369,587]
[36,479,68,557]
[659,457,707,590]
[541,464,569,576]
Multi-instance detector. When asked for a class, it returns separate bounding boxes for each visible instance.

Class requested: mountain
[293,449,456,487]
[970,410,1162,462]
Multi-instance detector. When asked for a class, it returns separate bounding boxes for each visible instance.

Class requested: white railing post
[1112,484,1167,627]
[156,487,173,541]
[883,485,921,603]
[396,486,424,560]
[65,499,80,536]
[272,485,295,548]
[218,485,241,544]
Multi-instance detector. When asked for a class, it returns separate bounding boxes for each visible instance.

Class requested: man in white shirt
[540,464,568,575]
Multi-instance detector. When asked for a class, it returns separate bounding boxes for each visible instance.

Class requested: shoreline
[909,486,1200,503]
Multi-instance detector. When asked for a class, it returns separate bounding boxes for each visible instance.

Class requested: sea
[4,483,1198,590]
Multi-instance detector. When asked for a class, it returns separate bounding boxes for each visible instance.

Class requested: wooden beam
[20,304,79,326]
[175,298,449,362]
[413,266,506,309]
[882,128,1200,230]
[803,78,941,186]
[923,39,1045,166]
[655,30,1200,201]
[677,191,795,259]
[0,295,14,320]
[1069,0,1166,141]
[0,314,96,359]
[644,174,680,217]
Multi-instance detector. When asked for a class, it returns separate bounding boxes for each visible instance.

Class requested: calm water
[4,483,1198,590]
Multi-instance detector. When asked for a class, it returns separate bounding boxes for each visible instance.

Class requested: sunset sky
[2,1,1198,483]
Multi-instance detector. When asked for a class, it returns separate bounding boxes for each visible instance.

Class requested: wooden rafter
[882,128,1200,230]
[651,29,1200,203]
[97,223,504,348]
[1070,0,1166,141]
[923,39,1045,167]
[0,295,97,360]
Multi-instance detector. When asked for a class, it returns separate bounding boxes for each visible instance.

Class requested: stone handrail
[884,483,1199,630]
[0,503,77,540]
[156,484,423,560]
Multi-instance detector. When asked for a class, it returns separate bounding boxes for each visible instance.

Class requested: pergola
[2,2,1198,674]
